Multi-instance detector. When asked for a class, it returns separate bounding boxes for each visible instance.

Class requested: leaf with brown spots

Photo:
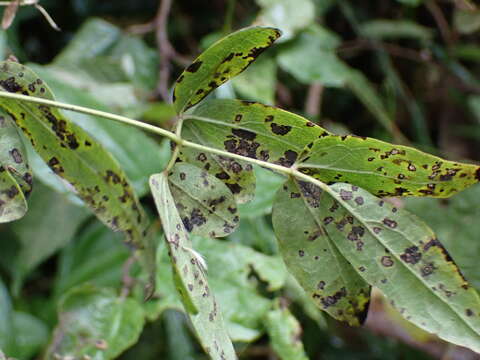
[149,173,236,360]
[184,98,330,168]
[0,167,26,223]
[298,135,480,198]
[0,61,155,294]
[301,181,480,351]
[272,178,371,326]
[168,163,239,238]
[0,109,30,222]
[173,26,281,114]
[178,126,256,204]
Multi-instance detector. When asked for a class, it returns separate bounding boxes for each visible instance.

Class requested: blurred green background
[1,0,480,359]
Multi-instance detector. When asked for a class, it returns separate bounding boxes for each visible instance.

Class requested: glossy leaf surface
[149,173,236,359]
[168,163,239,238]
[273,178,371,326]
[298,135,480,197]
[173,27,281,113]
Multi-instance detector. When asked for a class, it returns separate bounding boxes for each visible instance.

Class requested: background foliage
[1,0,480,359]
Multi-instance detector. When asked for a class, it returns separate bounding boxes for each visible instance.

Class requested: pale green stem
[0,91,331,193]
[165,117,184,171]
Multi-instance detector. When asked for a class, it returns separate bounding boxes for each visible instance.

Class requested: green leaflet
[304,181,480,351]
[0,109,30,222]
[149,173,236,360]
[298,135,480,198]
[0,166,26,223]
[0,109,32,195]
[0,61,148,245]
[264,300,309,360]
[178,128,256,204]
[168,163,239,238]
[172,27,281,114]
[272,178,370,326]
[44,285,145,360]
[185,98,330,167]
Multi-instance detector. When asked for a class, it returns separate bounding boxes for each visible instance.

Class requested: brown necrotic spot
[0,77,23,93]
[234,114,242,122]
[421,263,435,277]
[400,246,422,264]
[270,123,292,135]
[466,309,474,317]
[226,183,242,194]
[320,287,347,308]
[221,52,235,64]
[232,128,256,141]
[354,196,364,205]
[278,150,298,167]
[9,148,22,164]
[475,167,480,181]
[185,60,203,73]
[340,189,353,201]
[382,218,397,228]
[264,115,274,122]
[381,256,394,267]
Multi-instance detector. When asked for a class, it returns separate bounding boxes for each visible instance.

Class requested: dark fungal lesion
[185,60,203,73]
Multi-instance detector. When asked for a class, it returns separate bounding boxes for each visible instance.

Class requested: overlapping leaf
[168,163,239,237]
[265,300,309,360]
[0,109,31,222]
[149,172,236,360]
[292,180,480,351]
[273,178,371,326]
[172,27,281,114]
[44,285,145,360]
[298,135,480,197]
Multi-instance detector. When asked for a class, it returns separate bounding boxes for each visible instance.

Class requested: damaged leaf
[184,98,330,168]
[301,180,480,351]
[149,173,236,360]
[0,110,30,222]
[173,27,281,114]
[0,62,148,246]
[168,163,239,238]
[273,178,371,326]
[298,135,480,198]
[0,61,155,294]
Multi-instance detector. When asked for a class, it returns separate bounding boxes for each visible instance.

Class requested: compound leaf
[149,173,236,360]
[168,163,239,238]
[273,178,371,326]
[301,180,480,352]
[172,27,281,114]
[298,135,480,198]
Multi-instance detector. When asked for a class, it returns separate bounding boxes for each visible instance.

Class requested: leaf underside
[149,173,236,360]
[173,27,281,114]
[168,163,239,238]
[281,179,480,351]
[0,109,31,222]
[273,178,371,326]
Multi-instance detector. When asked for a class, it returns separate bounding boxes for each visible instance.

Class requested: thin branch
[155,0,174,101]
[426,0,455,47]
[304,83,323,117]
